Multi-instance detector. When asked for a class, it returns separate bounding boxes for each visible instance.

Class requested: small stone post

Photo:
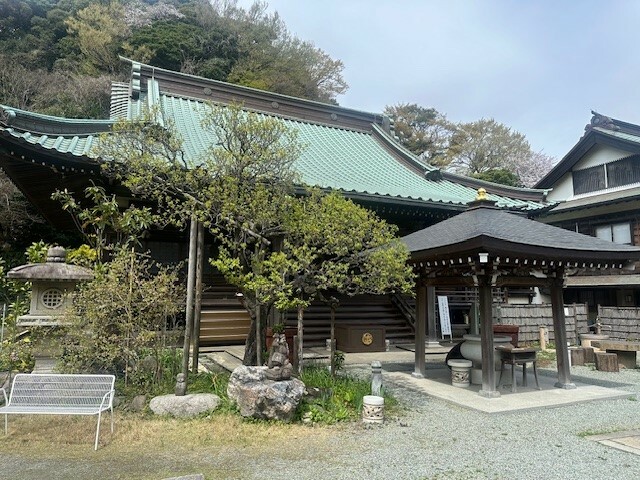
[539,325,547,351]
[371,361,382,396]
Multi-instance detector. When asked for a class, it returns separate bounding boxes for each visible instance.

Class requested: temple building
[536,111,640,321]
[0,58,552,346]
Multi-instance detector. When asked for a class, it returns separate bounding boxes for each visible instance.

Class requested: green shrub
[297,365,396,424]
[0,337,35,372]
[59,249,184,391]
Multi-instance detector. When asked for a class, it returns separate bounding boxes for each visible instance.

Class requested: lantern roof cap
[7,247,94,282]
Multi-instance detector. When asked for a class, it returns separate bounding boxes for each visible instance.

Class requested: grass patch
[0,412,329,479]
[297,365,397,423]
[116,370,238,414]
[535,347,557,368]
[577,426,626,438]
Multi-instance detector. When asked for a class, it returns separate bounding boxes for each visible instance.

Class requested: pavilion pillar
[426,285,440,348]
[413,281,427,378]
[478,274,499,398]
[550,269,576,389]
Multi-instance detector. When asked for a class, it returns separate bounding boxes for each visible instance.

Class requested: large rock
[149,393,220,417]
[227,365,305,422]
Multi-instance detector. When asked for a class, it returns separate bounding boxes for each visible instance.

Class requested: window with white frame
[595,222,632,244]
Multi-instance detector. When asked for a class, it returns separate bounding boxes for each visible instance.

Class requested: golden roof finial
[476,188,487,201]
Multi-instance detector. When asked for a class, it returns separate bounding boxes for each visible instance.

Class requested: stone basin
[460,334,512,366]
[580,334,609,348]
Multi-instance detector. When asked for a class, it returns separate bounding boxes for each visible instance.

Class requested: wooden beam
[426,286,440,348]
[495,276,551,287]
[413,283,426,378]
[424,276,475,287]
[191,221,205,373]
[478,275,500,398]
[550,267,576,389]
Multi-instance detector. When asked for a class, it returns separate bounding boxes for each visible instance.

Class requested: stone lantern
[6,246,93,326]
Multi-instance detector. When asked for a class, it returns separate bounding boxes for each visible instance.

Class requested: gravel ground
[2,364,640,479]
[241,364,640,480]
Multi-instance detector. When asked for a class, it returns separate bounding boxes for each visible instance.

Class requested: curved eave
[0,129,101,170]
[1,105,113,135]
[370,124,438,174]
[334,189,468,211]
[302,186,545,212]
[409,235,640,265]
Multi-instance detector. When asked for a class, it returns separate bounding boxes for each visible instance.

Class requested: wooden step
[197,284,415,347]
[200,351,243,372]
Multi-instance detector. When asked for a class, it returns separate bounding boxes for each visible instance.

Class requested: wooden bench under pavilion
[401,190,640,398]
[591,340,640,369]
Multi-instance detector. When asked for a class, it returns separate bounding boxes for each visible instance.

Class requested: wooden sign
[437,295,452,337]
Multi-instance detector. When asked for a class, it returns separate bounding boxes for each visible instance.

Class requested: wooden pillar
[413,281,426,378]
[426,286,440,348]
[191,222,205,373]
[469,302,479,335]
[178,216,198,394]
[478,274,499,398]
[550,269,576,389]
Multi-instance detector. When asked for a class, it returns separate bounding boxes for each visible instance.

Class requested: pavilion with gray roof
[402,191,640,397]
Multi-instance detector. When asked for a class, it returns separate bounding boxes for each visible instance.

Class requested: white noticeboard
[437,295,452,338]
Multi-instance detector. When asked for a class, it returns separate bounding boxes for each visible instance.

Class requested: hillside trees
[65,1,130,74]
[0,0,349,116]
[383,103,454,166]
[385,105,556,187]
[447,118,531,178]
[126,20,239,79]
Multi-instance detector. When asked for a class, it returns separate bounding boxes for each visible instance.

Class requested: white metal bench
[0,373,115,450]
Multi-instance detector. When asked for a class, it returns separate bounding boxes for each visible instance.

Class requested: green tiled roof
[155,92,547,210]
[0,64,551,212]
[0,105,112,157]
[2,128,96,156]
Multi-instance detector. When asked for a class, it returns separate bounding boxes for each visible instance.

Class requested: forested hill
[0,0,348,118]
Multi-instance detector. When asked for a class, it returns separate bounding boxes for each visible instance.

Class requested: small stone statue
[371,360,383,396]
[175,373,186,396]
[264,333,293,381]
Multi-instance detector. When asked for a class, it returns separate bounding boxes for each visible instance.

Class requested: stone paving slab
[200,344,635,415]
[383,366,633,414]
[588,429,640,456]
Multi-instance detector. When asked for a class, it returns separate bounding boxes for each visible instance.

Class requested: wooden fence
[597,306,640,341]
[492,303,589,345]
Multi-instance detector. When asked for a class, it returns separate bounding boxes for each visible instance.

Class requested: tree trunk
[297,305,304,376]
[191,222,205,373]
[180,216,198,393]
[255,305,262,366]
[242,300,267,366]
[330,305,336,376]
[243,322,257,366]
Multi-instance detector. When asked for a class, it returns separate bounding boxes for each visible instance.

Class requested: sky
[239,0,640,161]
